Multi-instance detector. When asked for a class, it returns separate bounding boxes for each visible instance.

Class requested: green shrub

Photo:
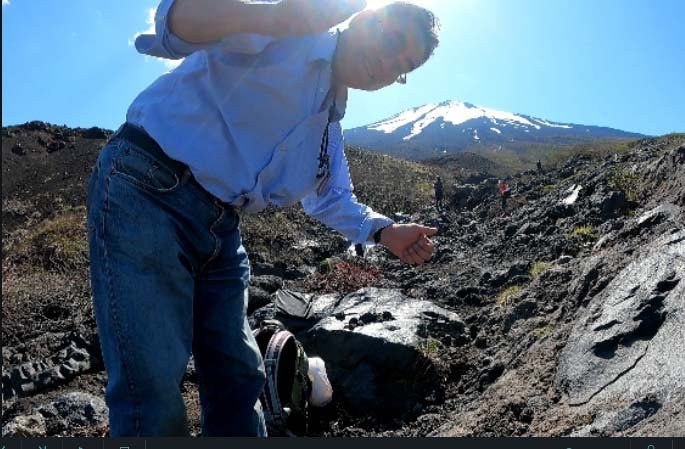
[418,337,442,359]
[567,225,598,242]
[497,285,523,307]
[530,262,551,277]
[609,168,641,202]
[533,325,555,338]
[541,184,557,195]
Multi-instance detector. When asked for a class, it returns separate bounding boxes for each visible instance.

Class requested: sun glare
[366,0,437,10]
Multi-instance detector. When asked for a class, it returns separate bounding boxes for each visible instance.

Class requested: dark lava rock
[301,288,466,414]
[517,222,541,235]
[590,188,627,219]
[504,224,518,238]
[548,203,575,219]
[635,203,681,230]
[11,143,25,156]
[2,335,97,401]
[251,274,283,294]
[557,231,685,405]
[1,413,47,437]
[251,261,280,276]
[37,392,108,434]
[22,121,50,131]
[46,140,66,153]
[81,127,110,139]
[574,395,662,436]
[478,362,505,390]
[247,286,272,315]
[490,262,531,288]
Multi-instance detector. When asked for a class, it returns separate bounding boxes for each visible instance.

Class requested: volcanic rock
[301,288,466,413]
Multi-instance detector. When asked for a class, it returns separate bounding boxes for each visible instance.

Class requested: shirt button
[319,88,325,93]
[279,145,288,152]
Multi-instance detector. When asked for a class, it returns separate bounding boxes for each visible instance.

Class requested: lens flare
[366,0,437,10]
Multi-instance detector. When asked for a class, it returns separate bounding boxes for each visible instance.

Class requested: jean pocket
[113,141,181,193]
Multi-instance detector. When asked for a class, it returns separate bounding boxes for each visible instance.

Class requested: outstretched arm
[170,0,367,44]
[301,122,437,266]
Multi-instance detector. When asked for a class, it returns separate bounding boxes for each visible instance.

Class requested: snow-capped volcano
[345,101,644,160]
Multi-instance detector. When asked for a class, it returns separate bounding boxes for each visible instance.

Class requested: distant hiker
[87,0,440,438]
[536,159,543,174]
[434,176,444,210]
[354,243,365,257]
[498,179,512,209]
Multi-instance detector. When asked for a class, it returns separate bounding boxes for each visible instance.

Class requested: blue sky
[2,0,684,135]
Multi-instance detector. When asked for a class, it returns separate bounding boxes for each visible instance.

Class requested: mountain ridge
[345,100,645,160]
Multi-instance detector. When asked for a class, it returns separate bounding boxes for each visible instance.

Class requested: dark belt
[114,123,189,175]
[112,123,239,211]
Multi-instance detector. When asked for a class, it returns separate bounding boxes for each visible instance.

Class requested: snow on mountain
[365,101,570,141]
[345,100,644,160]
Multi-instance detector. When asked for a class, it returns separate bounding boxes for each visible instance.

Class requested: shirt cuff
[359,214,395,245]
[135,0,210,59]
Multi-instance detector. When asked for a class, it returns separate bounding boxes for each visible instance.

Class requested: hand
[379,224,438,266]
[274,0,367,37]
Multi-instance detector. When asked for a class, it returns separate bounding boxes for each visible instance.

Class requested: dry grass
[530,262,551,278]
[567,225,598,242]
[496,285,523,307]
[6,206,88,272]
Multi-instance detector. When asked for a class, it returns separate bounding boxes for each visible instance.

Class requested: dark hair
[383,1,440,65]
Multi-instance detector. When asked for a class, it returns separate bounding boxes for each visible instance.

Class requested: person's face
[335,7,428,91]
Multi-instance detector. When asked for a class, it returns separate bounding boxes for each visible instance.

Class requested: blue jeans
[87,133,266,437]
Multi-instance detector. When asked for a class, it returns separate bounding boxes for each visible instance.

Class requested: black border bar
[1,437,683,449]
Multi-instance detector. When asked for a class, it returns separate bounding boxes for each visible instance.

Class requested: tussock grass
[10,207,89,271]
[497,285,523,307]
[533,325,555,338]
[530,262,551,278]
[567,225,598,242]
[609,168,641,202]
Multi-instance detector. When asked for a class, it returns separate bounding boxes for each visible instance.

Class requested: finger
[400,252,415,265]
[413,243,433,261]
[406,246,423,265]
[416,242,434,260]
[418,226,439,237]
[418,236,434,251]
[404,248,421,265]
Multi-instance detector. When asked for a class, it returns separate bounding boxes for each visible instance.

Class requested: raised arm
[170,0,367,44]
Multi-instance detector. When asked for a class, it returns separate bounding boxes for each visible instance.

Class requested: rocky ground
[2,122,684,437]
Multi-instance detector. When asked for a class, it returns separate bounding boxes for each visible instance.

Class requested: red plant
[302,260,383,294]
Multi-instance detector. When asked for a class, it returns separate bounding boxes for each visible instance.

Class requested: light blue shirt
[128,0,393,244]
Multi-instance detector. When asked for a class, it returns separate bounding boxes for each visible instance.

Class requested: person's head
[334,2,439,91]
